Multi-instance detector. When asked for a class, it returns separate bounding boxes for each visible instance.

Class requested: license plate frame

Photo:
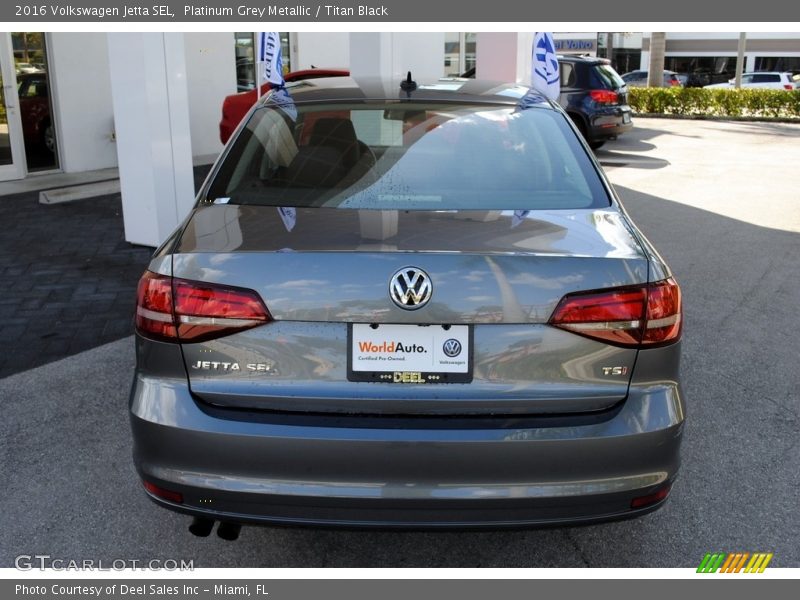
[347,323,473,384]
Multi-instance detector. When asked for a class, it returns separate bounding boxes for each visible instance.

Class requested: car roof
[263,76,554,108]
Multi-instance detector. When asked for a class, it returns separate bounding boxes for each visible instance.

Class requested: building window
[11,32,59,171]
[754,56,800,73]
[444,33,476,77]
[234,32,292,92]
[664,56,738,87]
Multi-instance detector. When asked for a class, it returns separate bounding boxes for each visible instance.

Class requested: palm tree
[647,32,666,87]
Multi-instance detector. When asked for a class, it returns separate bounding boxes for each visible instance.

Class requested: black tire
[42,121,56,154]
[569,113,600,148]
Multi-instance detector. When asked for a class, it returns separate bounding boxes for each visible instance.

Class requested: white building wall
[475,33,533,84]
[184,33,237,162]
[293,32,350,70]
[47,33,117,173]
[390,33,445,82]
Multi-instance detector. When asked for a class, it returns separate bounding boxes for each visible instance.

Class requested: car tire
[43,122,56,154]
[570,114,603,150]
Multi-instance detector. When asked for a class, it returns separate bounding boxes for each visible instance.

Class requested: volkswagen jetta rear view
[130,77,685,531]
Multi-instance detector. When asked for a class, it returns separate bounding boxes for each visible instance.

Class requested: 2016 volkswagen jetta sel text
[131,77,684,533]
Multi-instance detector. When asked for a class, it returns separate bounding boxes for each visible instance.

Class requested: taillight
[643,278,682,345]
[135,271,177,341]
[549,278,682,348]
[589,89,619,104]
[670,79,680,86]
[135,271,270,343]
[784,84,793,90]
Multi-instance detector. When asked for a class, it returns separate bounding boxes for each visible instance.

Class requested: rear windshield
[207,100,610,210]
[592,65,625,90]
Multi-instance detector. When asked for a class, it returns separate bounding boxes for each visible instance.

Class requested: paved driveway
[2,118,799,568]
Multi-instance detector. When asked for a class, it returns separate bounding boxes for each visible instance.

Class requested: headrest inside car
[308,118,360,169]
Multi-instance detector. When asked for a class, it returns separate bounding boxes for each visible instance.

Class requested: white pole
[735,32,746,89]
[256,32,262,100]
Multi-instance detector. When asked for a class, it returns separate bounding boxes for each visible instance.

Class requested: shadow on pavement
[0,164,213,379]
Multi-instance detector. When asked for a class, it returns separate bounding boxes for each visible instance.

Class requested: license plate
[623,112,631,124]
[348,324,472,384]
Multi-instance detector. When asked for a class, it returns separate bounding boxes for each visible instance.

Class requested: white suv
[704,72,800,90]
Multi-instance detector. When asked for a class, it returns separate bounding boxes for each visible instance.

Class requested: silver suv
[621,70,683,87]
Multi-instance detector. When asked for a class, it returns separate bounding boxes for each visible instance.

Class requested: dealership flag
[532,32,560,101]
[256,31,284,97]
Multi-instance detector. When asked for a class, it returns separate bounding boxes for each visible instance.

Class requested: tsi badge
[602,366,628,376]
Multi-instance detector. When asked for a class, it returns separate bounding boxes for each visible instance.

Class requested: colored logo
[533,33,559,85]
[697,552,773,573]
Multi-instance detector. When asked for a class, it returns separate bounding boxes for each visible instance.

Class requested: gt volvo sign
[553,35,598,55]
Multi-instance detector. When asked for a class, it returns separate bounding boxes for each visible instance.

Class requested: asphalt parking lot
[2,117,799,568]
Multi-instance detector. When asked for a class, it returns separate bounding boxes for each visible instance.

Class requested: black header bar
[4,0,800,22]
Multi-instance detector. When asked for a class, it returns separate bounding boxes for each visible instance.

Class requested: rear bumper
[130,373,685,528]
[589,106,633,140]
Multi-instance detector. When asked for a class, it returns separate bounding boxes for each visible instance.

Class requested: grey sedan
[131,76,684,536]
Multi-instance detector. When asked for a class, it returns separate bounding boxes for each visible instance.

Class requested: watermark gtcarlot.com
[15,555,194,571]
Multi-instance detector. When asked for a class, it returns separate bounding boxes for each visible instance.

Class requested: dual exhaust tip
[189,517,241,541]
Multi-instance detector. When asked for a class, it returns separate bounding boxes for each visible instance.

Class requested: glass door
[0,34,25,181]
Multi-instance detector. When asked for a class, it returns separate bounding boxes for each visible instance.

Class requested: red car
[17,71,54,153]
[219,69,349,144]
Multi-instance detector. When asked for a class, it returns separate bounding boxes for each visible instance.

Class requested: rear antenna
[400,71,417,93]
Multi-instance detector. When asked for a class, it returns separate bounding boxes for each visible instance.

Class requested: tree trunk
[647,32,666,87]
[606,33,614,69]
[735,33,747,88]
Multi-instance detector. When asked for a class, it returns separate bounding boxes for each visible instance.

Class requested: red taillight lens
[548,287,646,346]
[549,278,682,348]
[142,480,184,504]
[173,278,270,342]
[784,84,793,90]
[135,271,271,343]
[135,271,177,341]
[589,89,619,104]
[643,278,682,345]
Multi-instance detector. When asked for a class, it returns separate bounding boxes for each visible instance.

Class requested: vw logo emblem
[533,33,560,85]
[389,267,432,310]
[442,338,462,358]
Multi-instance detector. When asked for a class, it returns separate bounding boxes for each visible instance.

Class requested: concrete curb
[633,112,800,124]
[39,179,121,204]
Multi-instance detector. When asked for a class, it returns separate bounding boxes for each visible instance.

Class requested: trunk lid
[173,205,648,415]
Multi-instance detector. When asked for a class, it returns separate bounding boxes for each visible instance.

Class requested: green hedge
[628,87,800,119]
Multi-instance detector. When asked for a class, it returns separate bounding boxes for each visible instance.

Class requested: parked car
[15,62,42,75]
[132,76,684,534]
[219,68,349,144]
[704,71,799,90]
[17,72,54,154]
[620,70,682,88]
[557,55,633,149]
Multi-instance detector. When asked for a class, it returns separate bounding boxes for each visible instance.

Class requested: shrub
[627,87,800,119]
